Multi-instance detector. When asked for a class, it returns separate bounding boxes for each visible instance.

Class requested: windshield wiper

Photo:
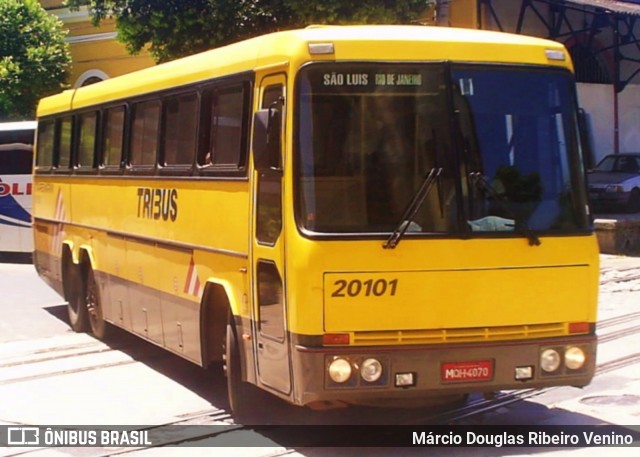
[383,167,442,249]
[469,172,541,246]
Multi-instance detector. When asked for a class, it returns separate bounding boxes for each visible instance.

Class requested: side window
[102,106,125,168]
[130,100,160,167]
[0,145,32,174]
[77,112,98,170]
[36,120,55,171]
[161,92,198,167]
[213,87,245,166]
[262,85,283,109]
[256,83,284,245]
[256,175,283,244]
[57,116,73,170]
[257,261,285,340]
[199,82,249,170]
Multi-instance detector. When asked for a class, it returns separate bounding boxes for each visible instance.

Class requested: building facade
[40,0,154,87]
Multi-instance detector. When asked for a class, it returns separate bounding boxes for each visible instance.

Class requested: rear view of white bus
[0,121,35,263]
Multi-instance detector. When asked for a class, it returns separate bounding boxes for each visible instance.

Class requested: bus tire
[64,260,88,333]
[85,264,107,340]
[224,318,259,419]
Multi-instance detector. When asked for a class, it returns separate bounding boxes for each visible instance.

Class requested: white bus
[0,121,36,262]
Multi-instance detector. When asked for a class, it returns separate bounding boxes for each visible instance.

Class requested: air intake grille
[351,323,569,346]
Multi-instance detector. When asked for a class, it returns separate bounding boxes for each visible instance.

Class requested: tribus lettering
[137,187,178,221]
[0,182,32,197]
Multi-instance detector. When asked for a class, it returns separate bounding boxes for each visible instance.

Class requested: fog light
[540,349,561,373]
[515,366,534,380]
[360,358,383,383]
[395,372,415,387]
[564,346,586,370]
[328,358,352,383]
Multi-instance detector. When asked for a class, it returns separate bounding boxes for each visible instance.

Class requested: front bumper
[291,335,597,406]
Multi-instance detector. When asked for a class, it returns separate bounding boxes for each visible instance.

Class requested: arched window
[81,76,104,87]
[74,69,110,88]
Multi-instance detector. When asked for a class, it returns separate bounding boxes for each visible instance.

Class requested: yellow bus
[33,25,599,415]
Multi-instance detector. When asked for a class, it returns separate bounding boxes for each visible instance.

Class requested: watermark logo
[7,427,40,445]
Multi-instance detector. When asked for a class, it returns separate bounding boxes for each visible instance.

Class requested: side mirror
[253,107,281,173]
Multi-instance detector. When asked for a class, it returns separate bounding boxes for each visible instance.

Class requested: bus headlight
[360,358,383,383]
[328,358,352,383]
[540,348,561,373]
[564,346,586,370]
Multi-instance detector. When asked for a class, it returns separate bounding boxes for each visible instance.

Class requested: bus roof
[0,121,37,131]
[37,25,572,117]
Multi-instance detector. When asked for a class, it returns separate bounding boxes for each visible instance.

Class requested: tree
[67,0,427,63]
[0,0,71,120]
[283,0,429,25]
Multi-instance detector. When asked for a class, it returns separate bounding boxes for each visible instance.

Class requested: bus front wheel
[224,319,260,420]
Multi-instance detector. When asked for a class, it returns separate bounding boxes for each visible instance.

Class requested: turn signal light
[568,322,589,334]
[323,333,350,345]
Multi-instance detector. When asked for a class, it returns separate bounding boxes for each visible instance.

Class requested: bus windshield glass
[296,63,589,237]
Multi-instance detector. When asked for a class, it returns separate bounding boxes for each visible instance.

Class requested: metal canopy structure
[479,0,640,92]
[566,0,640,16]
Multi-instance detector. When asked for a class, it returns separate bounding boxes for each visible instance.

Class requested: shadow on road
[40,308,616,428]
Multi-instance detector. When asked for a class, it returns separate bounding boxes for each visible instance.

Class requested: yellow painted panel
[286,235,599,336]
[35,177,252,256]
[323,266,590,332]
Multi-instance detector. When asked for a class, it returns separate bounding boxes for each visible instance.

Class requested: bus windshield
[296,63,589,238]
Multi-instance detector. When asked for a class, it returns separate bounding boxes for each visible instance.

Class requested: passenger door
[251,73,291,395]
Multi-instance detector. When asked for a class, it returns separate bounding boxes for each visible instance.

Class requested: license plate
[441,360,493,383]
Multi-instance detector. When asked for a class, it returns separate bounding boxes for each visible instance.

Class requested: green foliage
[66,0,427,63]
[283,0,427,25]
[66,0,281,63]
[0,0,71,120]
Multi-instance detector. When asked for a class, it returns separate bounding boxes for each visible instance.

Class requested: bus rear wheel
[85,265,107,340]
[64,262,88,333]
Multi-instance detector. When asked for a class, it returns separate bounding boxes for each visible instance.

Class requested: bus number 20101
[331,279,398,297]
